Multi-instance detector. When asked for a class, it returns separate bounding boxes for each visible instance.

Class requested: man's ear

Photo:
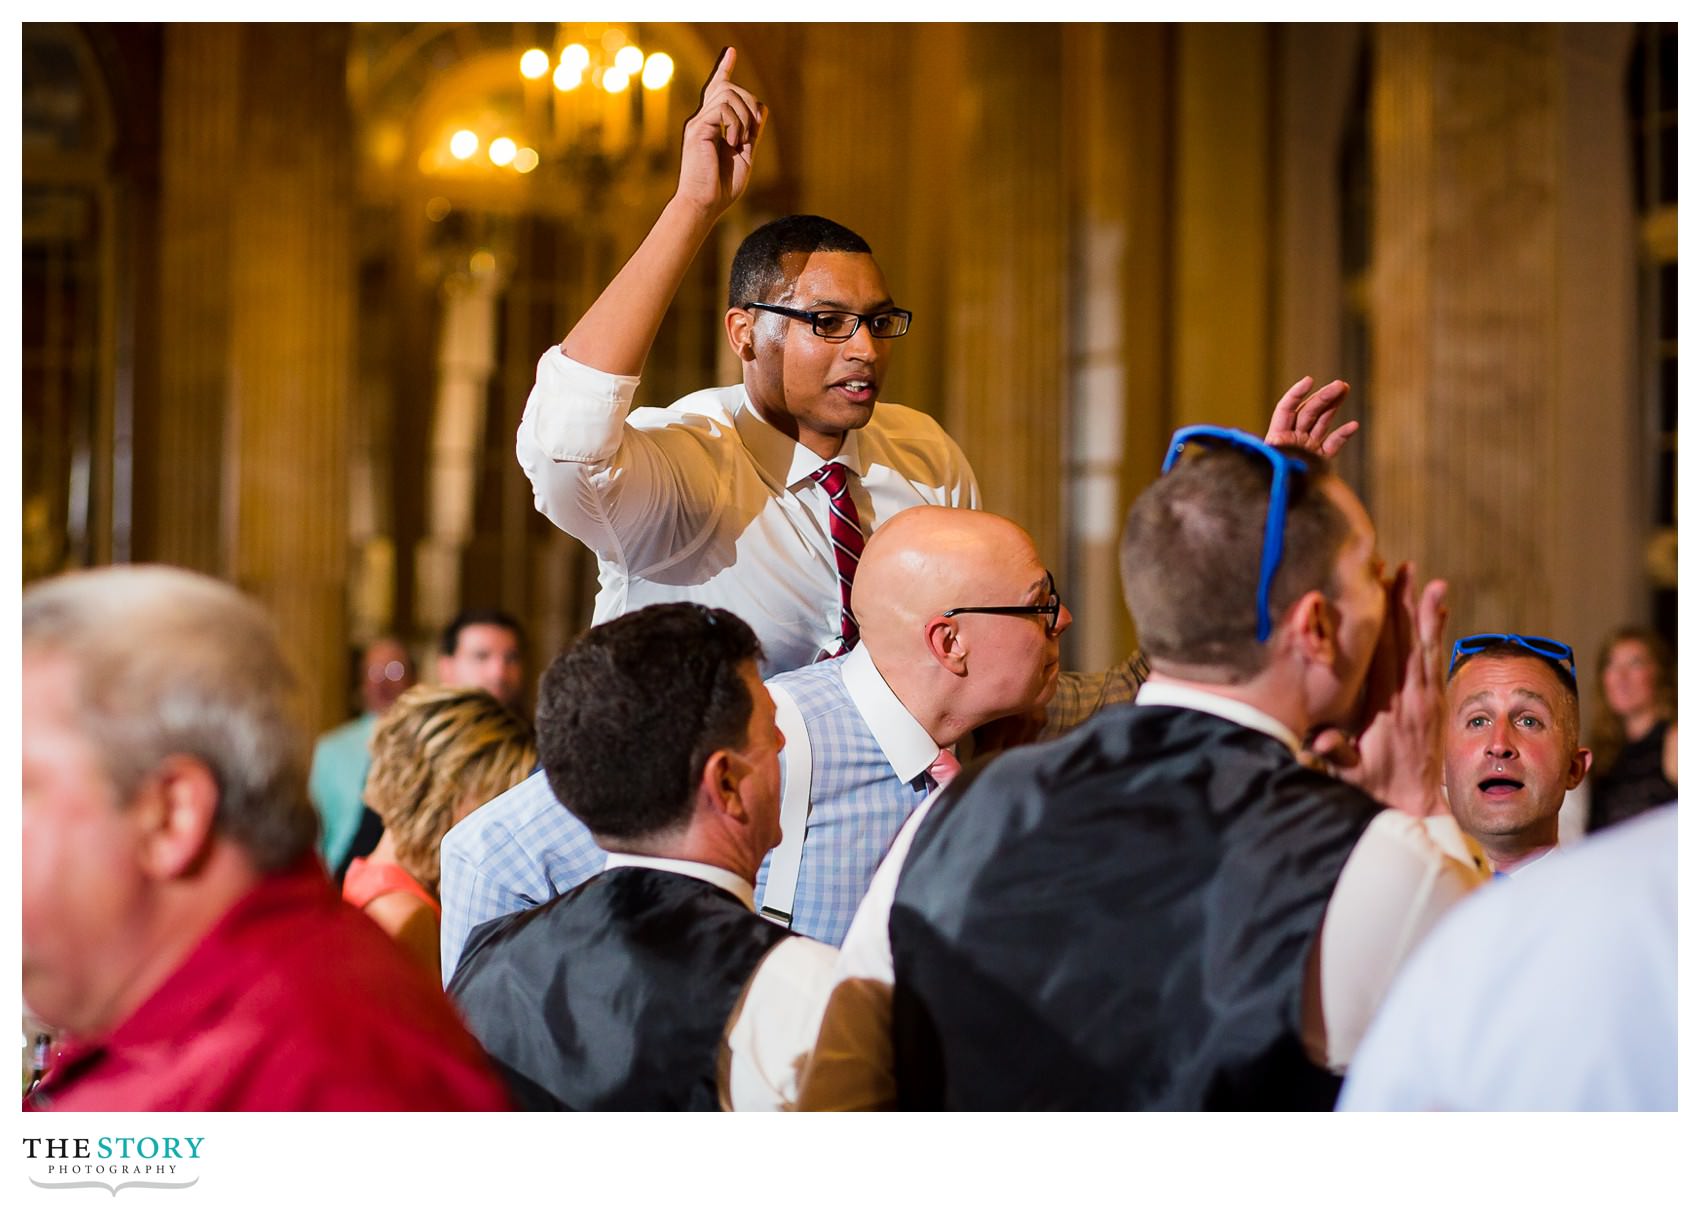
[923,616,969,676]
[725,308,757,362]
[435,654,456,685]
[702,748,754,825]
[1567,746,1595,790]
[1282,589,1337,666]
[133,755,221,880]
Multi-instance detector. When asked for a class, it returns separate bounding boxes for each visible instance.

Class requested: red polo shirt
[26,859,510,1111]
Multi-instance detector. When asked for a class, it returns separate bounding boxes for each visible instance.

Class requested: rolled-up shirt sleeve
[519,348,729,573]
[522,346,641,463]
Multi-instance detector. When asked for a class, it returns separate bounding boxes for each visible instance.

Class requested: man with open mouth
[1443,633,1593,878]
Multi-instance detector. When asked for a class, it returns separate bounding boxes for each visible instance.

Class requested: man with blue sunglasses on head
[800,428,1484,1110]
[1444,634,1592,878]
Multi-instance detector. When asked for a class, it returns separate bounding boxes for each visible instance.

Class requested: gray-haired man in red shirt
[23,565,509,1111]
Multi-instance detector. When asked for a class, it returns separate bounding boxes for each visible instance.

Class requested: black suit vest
[889,704,1382,1110]
[448,866,789,1111]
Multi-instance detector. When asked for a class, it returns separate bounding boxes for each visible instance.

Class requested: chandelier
[430,24,676,184]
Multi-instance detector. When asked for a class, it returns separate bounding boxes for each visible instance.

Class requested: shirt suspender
[759,682,812,928]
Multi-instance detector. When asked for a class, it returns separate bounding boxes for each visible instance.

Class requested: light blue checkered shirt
[755,648,936,947]
[437,767,606,984]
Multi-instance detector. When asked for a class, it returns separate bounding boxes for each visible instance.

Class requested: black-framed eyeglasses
[1448,633,1576,679]
[942,570,1064,634]
[1161,424,1310,644]
[741,302,913,341]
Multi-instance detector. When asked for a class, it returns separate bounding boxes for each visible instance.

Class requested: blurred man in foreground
[23,566,508,1111]
[1340,804,1675,1110]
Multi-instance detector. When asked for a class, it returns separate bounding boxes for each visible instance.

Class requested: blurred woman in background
[344,685,536,977]
[1588,627,1677,834]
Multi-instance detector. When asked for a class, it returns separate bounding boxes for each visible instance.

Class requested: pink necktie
[810,462,864,657]
[926,747,961,792]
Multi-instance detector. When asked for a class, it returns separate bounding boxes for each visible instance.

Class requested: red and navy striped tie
[811,462,864,657]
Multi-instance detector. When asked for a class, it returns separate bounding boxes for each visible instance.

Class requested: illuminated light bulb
[449,129,479,160]
[601,28,626,53]
[520,48,550,78]
[603,69,630,94]
[553,63,582,92]
[513,147,540,174]
[614,45,643,75]
[642,52,674,90]
[488,136,516,166]
[470,250,497,276]
[424,196,451,222]
[561,43,590,71]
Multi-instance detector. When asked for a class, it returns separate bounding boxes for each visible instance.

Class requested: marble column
[155,23,354,733]
[1370,24,1638,672]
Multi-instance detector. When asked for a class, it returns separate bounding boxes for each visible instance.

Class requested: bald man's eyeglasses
[942,571,1063,634]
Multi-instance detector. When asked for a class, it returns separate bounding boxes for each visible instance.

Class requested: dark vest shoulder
[449,866,789,1111]
[891,704,1381,1111]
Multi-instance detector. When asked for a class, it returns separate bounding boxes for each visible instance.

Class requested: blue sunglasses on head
[1448,632,1576,679]
[1161,425,1310,643]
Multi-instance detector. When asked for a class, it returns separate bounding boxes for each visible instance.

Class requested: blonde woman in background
[345,685,536,977]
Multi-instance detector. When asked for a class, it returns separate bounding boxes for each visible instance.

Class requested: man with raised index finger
[517,46,976,676]
[516,46,1360,677]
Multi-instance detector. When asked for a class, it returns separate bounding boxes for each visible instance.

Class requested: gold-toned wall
[152,23,354,731]
[28,21,1659,732]
[1370,23,1640,682]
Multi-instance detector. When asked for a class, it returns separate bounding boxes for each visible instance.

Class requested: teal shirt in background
[309,712,378,874]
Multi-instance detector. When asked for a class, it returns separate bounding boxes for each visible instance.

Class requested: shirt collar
[733,389,867,490]
[57,859,330,1058]
[1135,679,1303,756]
[601,852,755,911]
[840,643,943,784]
[1497,845,1556,878]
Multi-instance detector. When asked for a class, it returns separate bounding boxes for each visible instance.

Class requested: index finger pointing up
[703,46,736,96]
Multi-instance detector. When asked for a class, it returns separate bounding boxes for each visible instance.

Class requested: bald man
[436,507,1080,976]
[752,506,1071,945]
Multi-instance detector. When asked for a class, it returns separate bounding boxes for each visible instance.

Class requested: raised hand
[1265,375,1359,458]
[1333,565,1450,817]
[676,47,767,217]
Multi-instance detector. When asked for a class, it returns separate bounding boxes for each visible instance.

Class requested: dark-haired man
[516,48,976,674]
[1443,633,1592,877]
[437,608,527,711]
[447,604,836,1111]
[799,432,1483,1110]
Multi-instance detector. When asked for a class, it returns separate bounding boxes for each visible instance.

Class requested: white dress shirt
[1339,806,1676,1110]
[599,853,837,1112]
[516,349,980,676]
[840,642,949,782]
[795,682,1485,1109]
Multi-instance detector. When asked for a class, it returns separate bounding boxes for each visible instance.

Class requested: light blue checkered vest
[753,655,933,948]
